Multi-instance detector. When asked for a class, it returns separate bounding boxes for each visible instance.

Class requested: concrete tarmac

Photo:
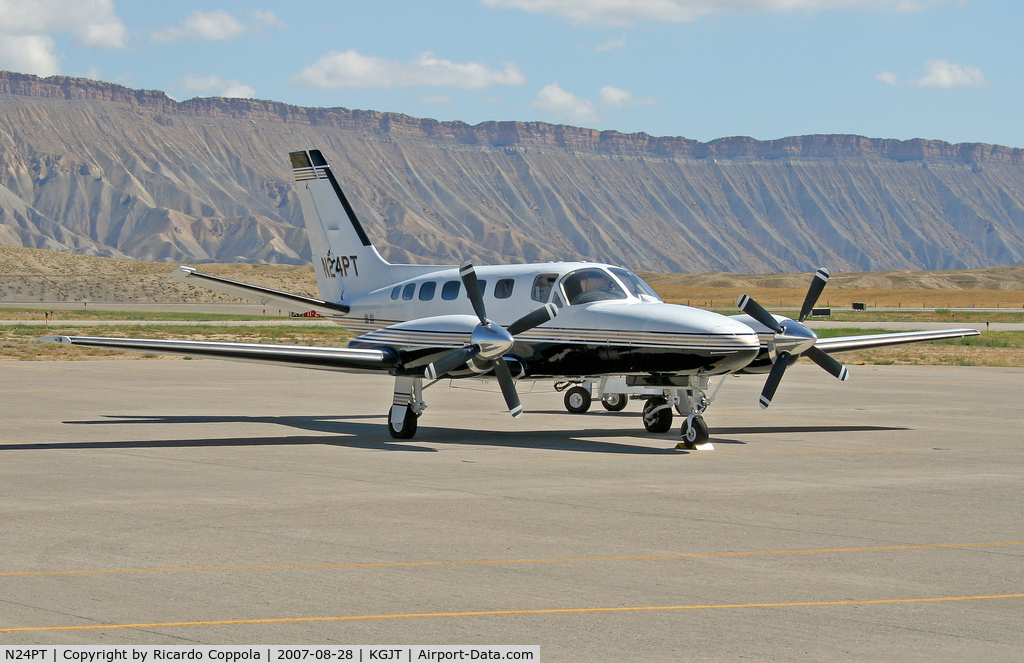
[0,359,1021,659]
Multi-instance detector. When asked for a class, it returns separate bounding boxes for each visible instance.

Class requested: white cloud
[915,59,987,88]
[532,83,601,125]
[419,93,454,105]
[183,10,247,40]
[599,85,656,108]
[0,0,126,75]
[291,50,527,89]
[483,0,946,27]
[152,9,284,43]
[181,74,255,98]
[250,9,287,29]
[532,83,657,125]
[0,0,127,48]
[595,36,627,52]
[0,34,60,77]
[876,71,899,85]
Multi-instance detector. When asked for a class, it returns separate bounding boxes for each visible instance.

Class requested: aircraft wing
[170,266,350,318]
[39,336,396,373]
[814,328,980,353]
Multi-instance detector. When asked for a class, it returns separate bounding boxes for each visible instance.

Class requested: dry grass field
[3,245,1024,309]
[638,266,1024,310]
[2,246,1023,366]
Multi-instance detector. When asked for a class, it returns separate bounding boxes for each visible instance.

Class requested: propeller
[738,267,848,409]
[424,262,558,418]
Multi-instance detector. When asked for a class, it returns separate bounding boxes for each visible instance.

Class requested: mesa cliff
[2,70,1024,273]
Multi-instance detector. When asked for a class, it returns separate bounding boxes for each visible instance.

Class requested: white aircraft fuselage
[336,261,761,380]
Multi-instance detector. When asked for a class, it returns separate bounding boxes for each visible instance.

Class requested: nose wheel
[677,415,710,450]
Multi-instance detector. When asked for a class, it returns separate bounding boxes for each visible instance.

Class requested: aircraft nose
[703,318,761,370]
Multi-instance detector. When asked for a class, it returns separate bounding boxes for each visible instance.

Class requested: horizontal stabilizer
[40,336,394,373]
[170,266,350,318]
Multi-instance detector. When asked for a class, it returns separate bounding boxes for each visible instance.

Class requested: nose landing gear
[678,414,711,451]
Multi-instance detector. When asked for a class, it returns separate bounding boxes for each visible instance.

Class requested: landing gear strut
[627,374,721,450]
[674,375,718,451]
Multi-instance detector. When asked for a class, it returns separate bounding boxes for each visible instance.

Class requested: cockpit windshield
[559,267,628,305]
[609,268,662,302]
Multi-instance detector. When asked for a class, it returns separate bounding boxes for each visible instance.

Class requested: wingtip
[37,335,71,345]
[169,265,196,280]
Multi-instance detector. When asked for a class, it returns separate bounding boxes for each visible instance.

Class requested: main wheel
[601,393,628,412]
[642,397,673,433]
[680,415,709,449]
[387,406,418,439]
[564,386,592,414]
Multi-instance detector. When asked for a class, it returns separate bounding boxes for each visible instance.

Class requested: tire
[601,393,628,412]
[387,406,418,439]
[564,386,592,414]
[642,397,673,433]
[680,415,709,448]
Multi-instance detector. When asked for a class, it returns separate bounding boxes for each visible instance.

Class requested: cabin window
[494,278,515,299]
[419,282,436,301]
[560,268,628,306]
[609,268,662,302]
[441,280,461,300]
[477,280,487,297]
[402,283,415,300]
[391,286,401,300]
[531,274,558,302]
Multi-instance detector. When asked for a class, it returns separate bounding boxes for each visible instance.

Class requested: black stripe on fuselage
[389,340,757,378]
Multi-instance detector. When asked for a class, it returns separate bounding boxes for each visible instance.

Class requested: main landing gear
[388,376,425,440]
[559,376,721,450]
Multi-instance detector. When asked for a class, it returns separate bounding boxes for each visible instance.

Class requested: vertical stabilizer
[290,150,392,302]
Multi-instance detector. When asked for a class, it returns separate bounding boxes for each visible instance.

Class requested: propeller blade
[460,262,488,325]
[492,358,523,418]
[804,346,850,381]
[424,345,480,380]
[506,303,558,337]
[737,294,784,334]
[798,267,831,322]
[759,351,790,409]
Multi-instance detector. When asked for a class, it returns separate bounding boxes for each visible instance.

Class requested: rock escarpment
[2,70,1024,272]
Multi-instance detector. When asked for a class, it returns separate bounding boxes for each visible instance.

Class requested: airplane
[42,149,981,449]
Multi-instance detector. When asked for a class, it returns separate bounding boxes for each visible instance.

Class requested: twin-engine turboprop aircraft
[43,149,980,448]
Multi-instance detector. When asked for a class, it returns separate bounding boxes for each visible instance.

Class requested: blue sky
[1,1,1018,147]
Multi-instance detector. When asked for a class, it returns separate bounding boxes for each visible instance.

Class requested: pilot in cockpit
[561,268,627,305]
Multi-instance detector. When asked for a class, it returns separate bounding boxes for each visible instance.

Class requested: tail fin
[290,149,393,302]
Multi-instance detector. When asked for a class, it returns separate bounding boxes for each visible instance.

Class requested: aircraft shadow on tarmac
[0,413,908,456]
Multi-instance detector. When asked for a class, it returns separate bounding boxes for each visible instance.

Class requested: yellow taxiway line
[2,541,1020,578]
[2,594,1022,633]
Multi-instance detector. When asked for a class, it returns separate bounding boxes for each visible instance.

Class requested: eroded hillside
[2,71,1024,273]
